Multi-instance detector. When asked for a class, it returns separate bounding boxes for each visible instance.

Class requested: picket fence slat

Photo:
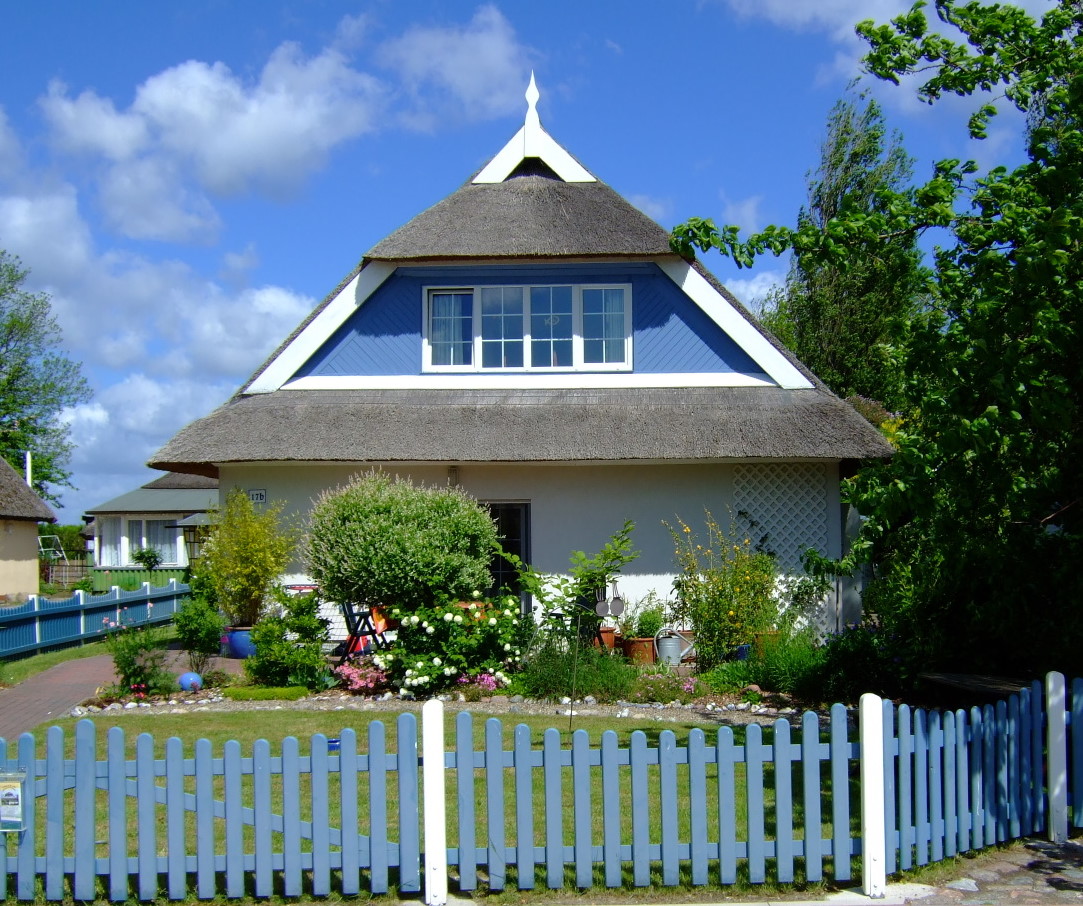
[1072,678,1083,827]
[829,702,851,881]
[601,730,623,887]
[542,726,562,888]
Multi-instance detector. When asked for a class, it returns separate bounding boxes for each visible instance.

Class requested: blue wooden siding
[292,263,760,380]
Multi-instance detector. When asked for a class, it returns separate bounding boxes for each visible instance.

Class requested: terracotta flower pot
[620,637,656,664]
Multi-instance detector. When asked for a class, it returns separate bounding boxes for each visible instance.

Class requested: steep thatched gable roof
[0,457,55,522]
[365,170,675,262]
[150,76,894,478]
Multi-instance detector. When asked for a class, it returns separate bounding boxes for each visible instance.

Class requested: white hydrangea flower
[454,614,463,623]
[433,657,442,666]
[443,612,453,622]
[488,617,497,626]
[426,626,435,635]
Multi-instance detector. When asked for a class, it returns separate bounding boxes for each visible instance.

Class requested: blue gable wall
[292,263,761,379]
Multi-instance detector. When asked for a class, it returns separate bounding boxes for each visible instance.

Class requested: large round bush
[305,472,499,612]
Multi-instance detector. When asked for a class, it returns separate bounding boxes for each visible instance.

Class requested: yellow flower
[683,526,691,533]
[728,610,735,616]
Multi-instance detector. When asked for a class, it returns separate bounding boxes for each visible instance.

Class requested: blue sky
[0,0,1047,522]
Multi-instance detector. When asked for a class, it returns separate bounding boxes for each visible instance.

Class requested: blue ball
[178,672,203,692]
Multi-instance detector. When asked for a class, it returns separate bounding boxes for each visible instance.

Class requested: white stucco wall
[218,460,845,626]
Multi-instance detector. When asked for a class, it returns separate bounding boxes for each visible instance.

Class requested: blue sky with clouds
[0,0,1048,521]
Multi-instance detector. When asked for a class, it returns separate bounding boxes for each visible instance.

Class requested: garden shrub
[245,589,333,691]
[626,669,701,704]
[745,627,826,701]
[305,471,499,613]
[669,511,778,670]
[100,607,172,695]
[196,487,294,626]
[700,659,758,694]
[173,594,227,675]
[812,621,912,703]
[373,595,522,694]
[335,656,389,694]
[223,685,308,702]
[517,637,636,702]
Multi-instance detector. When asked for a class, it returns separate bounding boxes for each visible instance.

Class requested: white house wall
[0,519,41,601]
[218,460,841,613]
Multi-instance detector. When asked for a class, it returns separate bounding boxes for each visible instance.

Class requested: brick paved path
[0,654,117,741]
[0,648,245,742]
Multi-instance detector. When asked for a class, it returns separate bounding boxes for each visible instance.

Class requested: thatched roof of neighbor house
[0,457,56,522]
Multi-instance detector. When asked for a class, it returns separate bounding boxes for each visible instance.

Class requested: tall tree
[673,1,1083,680]
[0,250,91,503]
[761,94,926,412]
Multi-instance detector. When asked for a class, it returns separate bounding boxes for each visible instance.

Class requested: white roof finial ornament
[472,72,595,184]
[525,71,541,132]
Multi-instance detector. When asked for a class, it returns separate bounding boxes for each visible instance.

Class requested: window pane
[480,286,524,368]
[582,287,626,364]
[530,286,573,367]
[100,517,121,567]
[430,292,473,366]
[127,520,143,560]
[147,519,175,563]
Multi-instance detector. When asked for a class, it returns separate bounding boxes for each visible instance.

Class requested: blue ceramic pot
[227,628,256,658]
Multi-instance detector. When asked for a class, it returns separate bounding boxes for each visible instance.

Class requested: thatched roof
[149,387,893,478]
[0,457,55,522]
[365,166,675,262]
[142,472,218,491]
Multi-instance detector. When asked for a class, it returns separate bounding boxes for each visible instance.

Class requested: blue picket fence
[1,673,1080,902]
[0,582,188,659]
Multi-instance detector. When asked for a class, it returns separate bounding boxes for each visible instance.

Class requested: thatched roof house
[1,457,55,601]
[150,75,889,624]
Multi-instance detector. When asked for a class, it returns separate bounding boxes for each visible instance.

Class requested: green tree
[673,0,1083,679]
[195,488,295,627]
[0,251,91,502]
[760,94,926,412]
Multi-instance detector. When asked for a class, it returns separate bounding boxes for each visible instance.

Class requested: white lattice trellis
[733,463,830,572]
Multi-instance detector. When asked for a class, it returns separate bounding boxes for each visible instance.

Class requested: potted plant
[130,546,164,571]
[194,488,294,658]
[619,596,664,664]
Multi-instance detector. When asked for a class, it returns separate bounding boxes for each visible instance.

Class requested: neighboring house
[0,457,56,602]
[84,472,219,570]
[150,76,891,627]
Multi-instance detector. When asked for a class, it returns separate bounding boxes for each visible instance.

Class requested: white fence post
[421,699,448,906]
[860,692,887,898]
[1046,671,1068,843]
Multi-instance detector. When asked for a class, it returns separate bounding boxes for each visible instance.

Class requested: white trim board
[280,371,777,391]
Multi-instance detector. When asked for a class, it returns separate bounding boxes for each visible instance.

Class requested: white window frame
[115,516,183,566]
[423,283,632,373]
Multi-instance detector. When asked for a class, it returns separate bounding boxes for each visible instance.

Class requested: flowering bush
[336,656,390,694]
[627,670,702,704]
[373,594,523,694]
[668,510,778,670]
[100,607,171,695]
[457,671,503,702]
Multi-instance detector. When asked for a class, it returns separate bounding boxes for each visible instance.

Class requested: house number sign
[247,489,267,505]
[0,772,27,832]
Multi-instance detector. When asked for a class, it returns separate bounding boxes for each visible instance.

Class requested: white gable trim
[656,259,814,390]
[280,372,777,392]
[472,74,595,184]
[245,261,396,394]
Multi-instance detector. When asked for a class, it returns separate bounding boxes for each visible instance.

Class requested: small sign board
[247,489,267,505]
[0,773,27,832]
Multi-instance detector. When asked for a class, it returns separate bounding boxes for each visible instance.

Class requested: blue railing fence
[0,582,188,660]
[1,672,1080,903]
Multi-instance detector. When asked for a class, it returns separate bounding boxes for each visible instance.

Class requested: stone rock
[560,697,572,705]
[584,695,597,705]
[124,702,138,710]
[945,878,979,892]
[106,703,122,711]
[70,706,86,717]
[510,694,524,703]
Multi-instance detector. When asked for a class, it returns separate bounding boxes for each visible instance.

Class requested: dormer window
[424,284,631,372]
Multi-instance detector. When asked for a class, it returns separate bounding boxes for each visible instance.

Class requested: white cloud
[41,81,148,160]
[378,5,531,127]
[98,156,220,242]
[0,108,25,180]
[627,193,673,224]
[723,269,785,314]
[720,193,764,232]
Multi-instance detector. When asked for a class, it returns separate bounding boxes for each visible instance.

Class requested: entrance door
[487,502,529,609]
